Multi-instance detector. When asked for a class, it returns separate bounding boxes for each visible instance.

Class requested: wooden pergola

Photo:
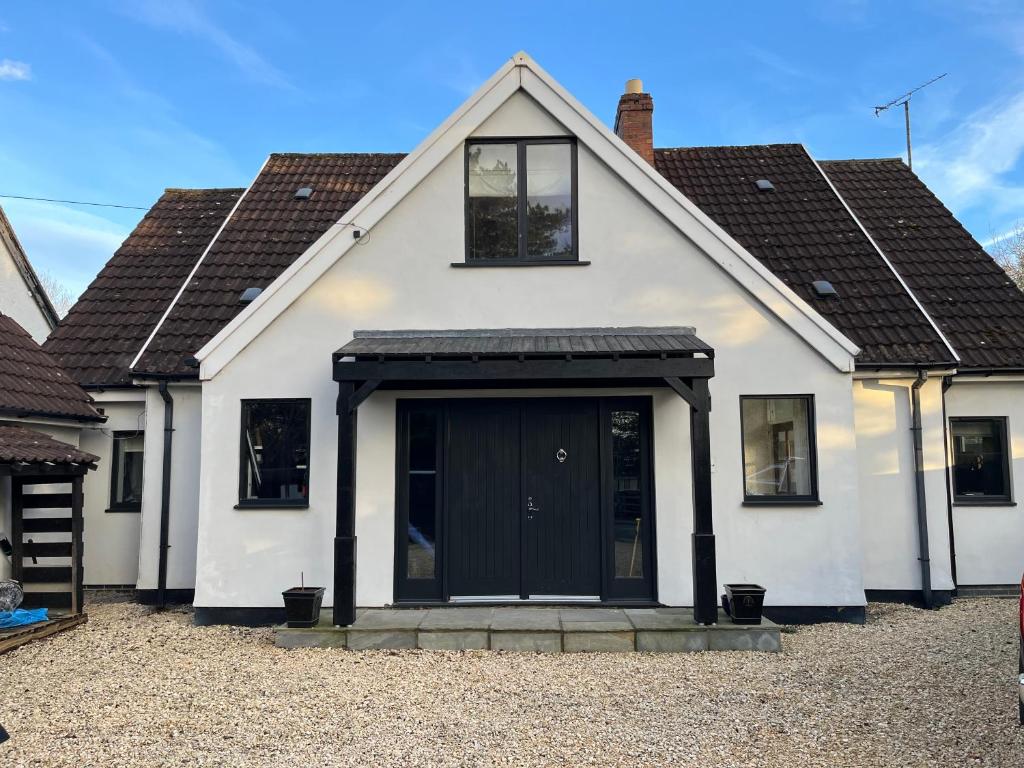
[0,425,97,616]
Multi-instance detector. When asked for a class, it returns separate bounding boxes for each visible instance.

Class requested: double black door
[395,397,653,602]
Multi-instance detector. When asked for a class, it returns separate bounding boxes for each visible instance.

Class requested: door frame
[394,395,657,604]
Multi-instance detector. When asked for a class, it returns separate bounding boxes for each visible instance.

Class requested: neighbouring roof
[822,158,1024,371]
[654,145,954,367]
[0,205,59,331]
[132,153,406,377]
[0,424,98,466]
[337,327,713,359]
[43,187,243,387]
[0,313,103,422]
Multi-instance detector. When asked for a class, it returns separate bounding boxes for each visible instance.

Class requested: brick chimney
[614,79,654,165]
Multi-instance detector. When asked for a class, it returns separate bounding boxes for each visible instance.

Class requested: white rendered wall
[192,91,864,610]
[854,377,955,592]
[0,236,52,342]
[78,392,145,586]
[136,384,202,591]
[945,379,1024,585]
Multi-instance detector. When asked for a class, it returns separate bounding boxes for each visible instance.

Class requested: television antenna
[874,73,947,170]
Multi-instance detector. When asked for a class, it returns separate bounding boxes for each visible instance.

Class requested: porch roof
[0,425,98,471]
[334,327,713,361]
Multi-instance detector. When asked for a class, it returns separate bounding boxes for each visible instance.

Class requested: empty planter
[282,586,325,628]
[722,583,766,625]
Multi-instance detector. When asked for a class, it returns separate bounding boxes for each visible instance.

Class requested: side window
[239,399,311,507]
[466,138,577,263]
[740,395,818,503]
[109,431,144,511]
[950,418,1012,503]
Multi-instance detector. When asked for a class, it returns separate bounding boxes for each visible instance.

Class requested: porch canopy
[0,425,97,615]
[331,327,717,625]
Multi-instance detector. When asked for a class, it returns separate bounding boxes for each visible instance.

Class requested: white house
[44,54,1024,624]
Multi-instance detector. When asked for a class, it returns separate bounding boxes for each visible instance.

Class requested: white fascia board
[949,373,1024,384]
[853,368,958,380]
[197,51,859,379]
[807,149,960,365]
[128,155,272,373]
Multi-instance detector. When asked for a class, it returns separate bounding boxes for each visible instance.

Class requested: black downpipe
[910,371,933,609]
[157,382,174,610]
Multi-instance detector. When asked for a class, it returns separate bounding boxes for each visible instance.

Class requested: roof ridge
[163,186,246,194]
[654,143,804,152]
[820,157,904,165]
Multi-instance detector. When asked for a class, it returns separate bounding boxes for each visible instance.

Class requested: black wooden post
[689,378,718,625]
[11,478,23,584]
[70,474,85,615]
[333,381,357,626]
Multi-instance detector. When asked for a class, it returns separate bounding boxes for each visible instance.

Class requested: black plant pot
[282,587,325,628]
[722,583,766,625]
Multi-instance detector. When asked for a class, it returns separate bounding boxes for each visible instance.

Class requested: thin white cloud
[914,89,1024,218]
[0,58,30,81]
[1,199,130,298]
[123,0,294,90]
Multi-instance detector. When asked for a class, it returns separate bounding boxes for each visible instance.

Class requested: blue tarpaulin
[0,608,48,629]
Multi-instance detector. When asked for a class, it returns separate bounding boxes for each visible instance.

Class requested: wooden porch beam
[334,381,358,627]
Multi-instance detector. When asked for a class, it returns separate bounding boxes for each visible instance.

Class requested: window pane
[467,143,518,260]
[952,419,1009,499]
[611,410,643,579]
[742,398,814,498]
[407,410,438,579]
[112,433,144,507]
[526,143,573,259]
[241,401,310,502]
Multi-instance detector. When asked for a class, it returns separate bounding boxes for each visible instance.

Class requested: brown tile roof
[822,159,1024,370]
[654,144,954,367]
[0,424,98,466]
[0,313,102,421]
[132,153,405,376]
[43,188,243,387]
[63,145,1020,379]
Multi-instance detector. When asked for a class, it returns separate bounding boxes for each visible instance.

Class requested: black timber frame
[331,349,718,626]
[7,463,91,615]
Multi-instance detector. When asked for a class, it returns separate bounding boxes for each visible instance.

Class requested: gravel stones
[1,594,1021,766]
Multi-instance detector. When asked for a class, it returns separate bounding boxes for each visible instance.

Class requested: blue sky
[2,1,1023,298]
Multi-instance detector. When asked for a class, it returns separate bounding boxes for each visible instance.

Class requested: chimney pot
[614,80,654,166]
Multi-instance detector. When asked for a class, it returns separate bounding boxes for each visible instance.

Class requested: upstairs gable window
[465,138,577,263]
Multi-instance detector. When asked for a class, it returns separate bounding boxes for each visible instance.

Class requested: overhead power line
[0,193,148,211]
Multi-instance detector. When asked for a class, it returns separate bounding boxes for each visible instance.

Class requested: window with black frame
[465,138,577,263]
[238,399,311,507]
[950,418,1012,503]
[109,431,144,511]
[740,395,818,503]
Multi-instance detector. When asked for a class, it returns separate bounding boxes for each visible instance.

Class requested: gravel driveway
[1,595,1021,767]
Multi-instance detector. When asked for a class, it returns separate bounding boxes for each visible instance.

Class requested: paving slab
[350,610,426,630]
[419,608,493,631]
[624,608,701,630]
[708,628,781,652]
[559,608,632,632]
[418,631,490,651]
[346,630,418,650]
[491,608,561,631]
[491,631,562,652]
[636,630,709,652]
[563,631,635,652]
[275,629,347,649]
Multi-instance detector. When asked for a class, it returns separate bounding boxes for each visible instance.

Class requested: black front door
[521,399,601,596]
[394,397,654,602]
